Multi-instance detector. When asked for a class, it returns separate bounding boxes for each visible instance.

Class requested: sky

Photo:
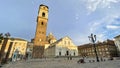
[0,0,120,45]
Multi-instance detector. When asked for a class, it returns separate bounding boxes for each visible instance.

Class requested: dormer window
[42,12,45,17]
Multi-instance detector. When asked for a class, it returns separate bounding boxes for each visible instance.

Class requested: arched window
[41,22,44,25]
[74,52,75,56]
[59,52,61,56]
[66,51,69,56]
[42,12,45,17]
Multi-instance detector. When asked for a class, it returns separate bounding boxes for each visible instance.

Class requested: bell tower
[33,4,49,58]
[34,4,49,46]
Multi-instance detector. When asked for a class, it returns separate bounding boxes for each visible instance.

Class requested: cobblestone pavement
[1,58,120,68]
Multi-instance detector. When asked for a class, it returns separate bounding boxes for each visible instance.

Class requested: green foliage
[0,32,11,44]
[4,32,10,38]
[0,33,4,44]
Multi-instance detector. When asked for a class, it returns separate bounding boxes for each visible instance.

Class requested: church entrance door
[66,51,69,56]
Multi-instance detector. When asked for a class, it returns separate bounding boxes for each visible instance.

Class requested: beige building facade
[26,42,34,59]
[78,40,118,58]
[0,38,27,62]
[0,40,3,51]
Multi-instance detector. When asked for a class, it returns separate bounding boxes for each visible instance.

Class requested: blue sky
[0,0,120,45]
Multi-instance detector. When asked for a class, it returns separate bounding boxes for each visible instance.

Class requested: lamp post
[88,33,99,62]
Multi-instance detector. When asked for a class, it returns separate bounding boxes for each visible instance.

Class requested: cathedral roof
[10,38,27,41]
[51,36,72,45]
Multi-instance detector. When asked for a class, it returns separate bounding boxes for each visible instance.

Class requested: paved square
[1,59,120,68]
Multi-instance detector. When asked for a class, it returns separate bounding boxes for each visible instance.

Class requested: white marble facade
[44,36,78,57]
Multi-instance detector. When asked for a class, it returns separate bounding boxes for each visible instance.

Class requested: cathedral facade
[44,36,78,57]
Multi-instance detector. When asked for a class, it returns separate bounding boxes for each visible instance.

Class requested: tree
[0,32,11,64]
[0,32,10,44]
[4,32,10,38]
[0,33,4,44]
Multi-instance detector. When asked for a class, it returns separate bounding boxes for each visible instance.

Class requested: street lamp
[88,33,99,62]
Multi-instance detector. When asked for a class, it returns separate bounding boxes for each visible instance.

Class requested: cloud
[73,0,120,45]
[75,13,79,20]
[85,0,120,13]
[73,34,90,45]
[87,0,101,12]
[106,25,120,29]
[97,34,105,42]
[89,14,120,31]
[90,22,102,33]
[89,14,120,41]
[74,0,120,45]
